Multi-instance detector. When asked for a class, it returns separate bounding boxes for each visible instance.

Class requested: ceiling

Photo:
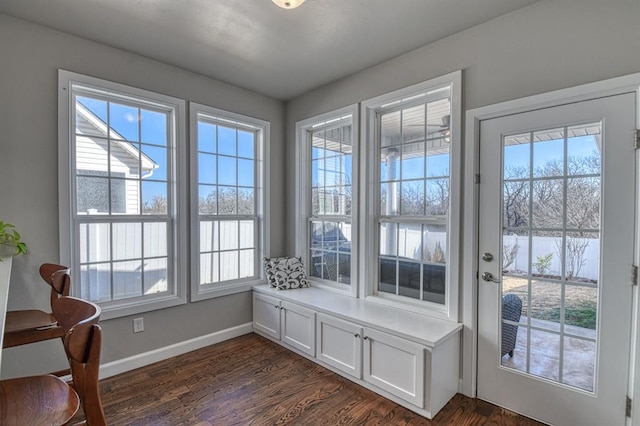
[0,0,540,100]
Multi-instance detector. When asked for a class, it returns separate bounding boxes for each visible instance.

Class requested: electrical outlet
[133,317,144,333]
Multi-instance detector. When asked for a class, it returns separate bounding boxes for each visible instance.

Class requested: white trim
[189,102,270,302]
[58,70,188,320]
[360,70,462,322]
[463,72,640,400]
[98,322,253,380]
[295,104,359,298]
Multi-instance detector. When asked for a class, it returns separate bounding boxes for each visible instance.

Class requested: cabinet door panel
[281,301,316,356]
[364,328,424,407]
[316,314,362,378]
[253,293,281,339]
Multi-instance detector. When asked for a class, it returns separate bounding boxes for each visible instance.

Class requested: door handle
[481,272,500,283]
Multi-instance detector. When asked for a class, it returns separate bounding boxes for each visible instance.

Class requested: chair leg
[508,350,514,357]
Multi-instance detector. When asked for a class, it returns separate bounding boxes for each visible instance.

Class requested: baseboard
[99,322,253,379]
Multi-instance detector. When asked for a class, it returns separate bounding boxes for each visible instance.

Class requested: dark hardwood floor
[74,333,544,425]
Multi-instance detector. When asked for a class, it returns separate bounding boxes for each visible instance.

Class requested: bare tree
[503,243,519,270]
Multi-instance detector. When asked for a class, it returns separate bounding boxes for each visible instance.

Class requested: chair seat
[0,375,79,425]
[3,310,64,348]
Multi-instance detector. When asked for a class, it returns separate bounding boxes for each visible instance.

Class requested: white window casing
[296,105,359,297]
[189,103,269,301]
[360,71,461,321]
[58,70,188,319]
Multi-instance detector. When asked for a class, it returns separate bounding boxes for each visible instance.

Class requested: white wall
[0,14,285,377]
[284,0,640,394]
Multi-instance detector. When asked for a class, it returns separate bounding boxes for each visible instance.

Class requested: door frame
[462,73,640,417]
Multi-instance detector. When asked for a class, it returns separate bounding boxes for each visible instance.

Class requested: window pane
[144,222,168,257]
[142,181,167,215]
[218,156,237,186]
[140,110,167,146]
[77,175,110,214]
[238,130,254,158]
[218,126,236,156]
[220,220,239,251]
[533,128,565,178]
[220,251,239,281]
[199,153,217,184]
[401,142,425,180]
[113,222,142,261]
[379,258,397,294]
[144,257,168,294]
[238,159,254,187]
[199,185,217,215]
[426,179,449,215]
[504,133,531,179]
[238,188,254,215]
[113,260,142,299]
[381,110,400,147]
[380,181,399,216]
[401,180,425,215]
[402,105,425,144]
[379,223,397,256]
[239,221,254,249]
[141,144,167,181]
[80,263,111,302]
[218,187,237,214]
[76,96,107,137]
[198,121,217,153]
[109,103,139,142]
[398,260,420,299]
[398,223,422,260]
[239,249,254,278]
[200,221,219,252]
[200,253,219,284]
[79,223,111,263]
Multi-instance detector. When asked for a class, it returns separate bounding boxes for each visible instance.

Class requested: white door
[477,93,636,426]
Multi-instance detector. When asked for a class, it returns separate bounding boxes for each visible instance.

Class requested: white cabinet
[316,314,362,379]
[253,293,281,339]
[363,328,425,408]
[252,293,316,357]
[252,286,462,419]
[317,314,424,407]
[281,300,316,356]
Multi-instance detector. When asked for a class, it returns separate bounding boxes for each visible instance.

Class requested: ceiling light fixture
[272,0,306,9]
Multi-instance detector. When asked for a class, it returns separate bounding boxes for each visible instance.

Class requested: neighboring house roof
[75,102,158,175]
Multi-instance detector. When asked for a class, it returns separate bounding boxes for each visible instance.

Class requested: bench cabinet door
[316,314,362,379]
[280,301,316,356]
[363,328,425,407]
[253,293,281,340]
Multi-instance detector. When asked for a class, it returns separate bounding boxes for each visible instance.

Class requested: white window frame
[189,103,269,301]
[58,70,188,320]
[296,105,359,297]
[360,71,461,321]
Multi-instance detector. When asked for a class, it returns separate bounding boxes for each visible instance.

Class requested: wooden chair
[0,296,106,426]
[3,263,71,348]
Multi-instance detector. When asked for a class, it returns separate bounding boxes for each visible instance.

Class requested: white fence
[503,234,600,281]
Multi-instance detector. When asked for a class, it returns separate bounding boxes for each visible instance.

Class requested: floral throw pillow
[263,256,309,290]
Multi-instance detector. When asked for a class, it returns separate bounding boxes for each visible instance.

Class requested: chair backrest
[53,296,106,426]
[39,263,71,308]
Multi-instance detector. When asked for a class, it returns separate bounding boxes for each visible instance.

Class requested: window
[296,105,358,295]
[190,103,268,300]
[362,71,461,319]
[59,70,187,319]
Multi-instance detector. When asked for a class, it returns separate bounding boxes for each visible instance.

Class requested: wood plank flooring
[74,333,544,425]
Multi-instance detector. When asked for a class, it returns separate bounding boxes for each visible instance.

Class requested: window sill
[98,293,187,320]
[191,279,263,302]
[364,292,452,322]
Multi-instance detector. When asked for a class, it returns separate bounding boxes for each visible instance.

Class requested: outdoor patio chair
[502,293,522,357]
